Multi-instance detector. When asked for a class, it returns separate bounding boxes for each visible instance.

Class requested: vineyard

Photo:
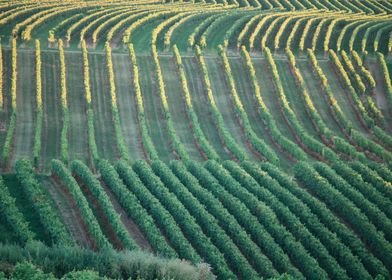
[0,0,392,279]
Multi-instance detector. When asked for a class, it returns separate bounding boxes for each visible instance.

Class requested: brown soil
[100,179,153,251]
[45,177,96,249]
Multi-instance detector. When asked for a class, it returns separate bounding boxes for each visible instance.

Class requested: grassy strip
[0,175,35,244]
[51,159,112,250]
[15,159,73,245]
[105,43,129,161]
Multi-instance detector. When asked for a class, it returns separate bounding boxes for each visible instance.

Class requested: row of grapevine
[286,48,366,161]
[48,13,83,43]
[80,8,132,43]
[164,13,203,49]
[51,159,112,250]
[307,49,391,163]
[238,161,372,280]
[151,44,189,160]
[0,175,35,244]
[265,47,339,162]
[350,162,392,203]
[334,164,390,218]
[172,45,219,160]
[154,160,278,278]
[70,160,138,250]
[97,159,176,257]
[58,39,69,163]
[329,50,392,153]
[186,160,314,278]
[81,40,98,162]
[314,162,392,242]
[105,11,149,44]
[105,42,129,160]
[346,51,383,123]
[240,46,307,161]
[0,44,2,109]
[21,7,80,41]
[341,50,367,95]
[2,39,17,166]
[135,160,257,279]
[260,162,389,278]
[123,11,171,44]
[32,40,43,166]
[15,159,73,245]
[376,52,392,110]
[294,162,392,271]
[220,160,355,280]
[195,46,247,161]
[199,13,241,49]
[170,160,302,278]
[351,50,376,89]
[66,9,111,44]
[219,46,279,163]
[205,160,343,279]
[188,14,220,48]
[114,161,203,263]
[127,44,157,161]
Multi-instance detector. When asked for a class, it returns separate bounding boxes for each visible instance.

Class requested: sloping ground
[65,52,89,163]
[12,51,35,165]
[112,53,145,161]
[40,51,62,172]
[89,53,118,161]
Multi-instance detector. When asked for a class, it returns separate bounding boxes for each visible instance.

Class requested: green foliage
[15,160,72,246]
[295,162,392,271]
[219,46,279,164]
[70,160,137,250]
[0,242,213,280]
[0,176,35,244]
[51,160,112,250]
[98,159,176,257]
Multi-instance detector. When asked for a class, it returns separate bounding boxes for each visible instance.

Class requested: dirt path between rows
[100,179,152,252]
[43,177,94,248]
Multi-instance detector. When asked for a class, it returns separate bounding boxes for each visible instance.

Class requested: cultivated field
[0,0,392,279]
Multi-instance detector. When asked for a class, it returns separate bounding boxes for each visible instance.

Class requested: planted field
[0,0,391,279]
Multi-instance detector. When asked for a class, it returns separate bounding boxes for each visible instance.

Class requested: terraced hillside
[0,0,391,279]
